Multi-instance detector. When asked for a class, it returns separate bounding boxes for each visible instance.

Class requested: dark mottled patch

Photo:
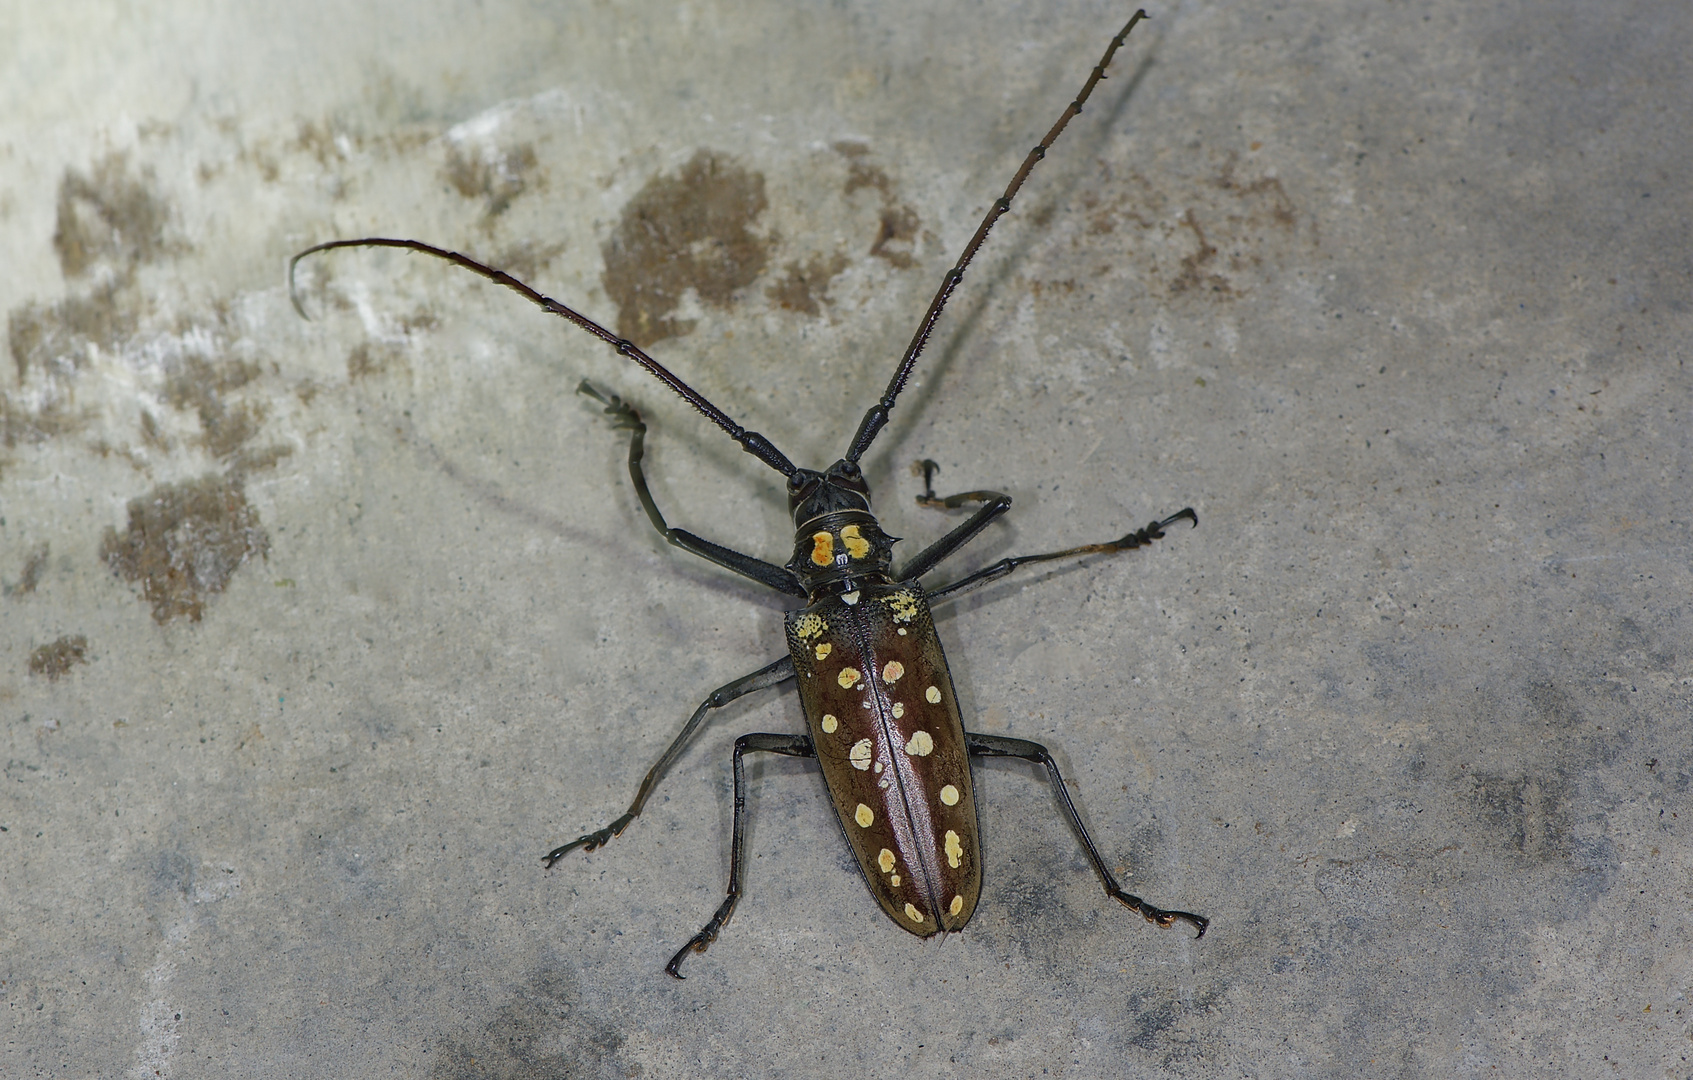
[487,240,566,284]
[443,141,539,219]
[346,341,407,381]
[601,150,770,347]
[1525,679,1582,728]
[430,962,624,1080]
[53,153,175,279]
[5,542,50,596]
[835,141,921,268]
[8,284,136,385]
[766,252,850,315]
[1168,210,1230,296]
[164,357,265,461]
[1467,772,1573,860]
[28,635,88,680]
[100,474,270,623]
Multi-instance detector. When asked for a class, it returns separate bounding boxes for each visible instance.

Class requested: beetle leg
[543,656,795,867]
[895,469,1013,582]
[666,732,816,979]
[964,732,1209,939]
[925,507,1196,605]
[579,381,806,598]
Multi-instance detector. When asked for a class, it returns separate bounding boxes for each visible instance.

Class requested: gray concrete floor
[2,1,1688,1076]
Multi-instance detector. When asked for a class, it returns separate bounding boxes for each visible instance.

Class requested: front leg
[580,382,805,598]
[927,507,1196,605]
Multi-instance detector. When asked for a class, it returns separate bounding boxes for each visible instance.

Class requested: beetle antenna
[288,238,798,478]
[843,9,1148,464]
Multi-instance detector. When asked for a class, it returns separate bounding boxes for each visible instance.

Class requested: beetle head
[787,459,871,526]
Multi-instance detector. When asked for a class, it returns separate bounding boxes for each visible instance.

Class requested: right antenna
[842,8,1149,465]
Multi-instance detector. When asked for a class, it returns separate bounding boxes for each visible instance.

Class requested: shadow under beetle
[291,7,1207,977]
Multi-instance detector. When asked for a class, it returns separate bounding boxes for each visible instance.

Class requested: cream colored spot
[838,667,862,689]
[949,894,964,917]
[814,642,832,660]
[840,524,871,560]
[810,531,834,567]
[854,803,874,828]
[888,590,919,623]
[889,873,901,886]
[905,730,934,757]
[842,590,861,605]
[873,761,883,774]
[794,613,825,640]
[882,660,904,684]
[850,739,873,770]
[944,829,964,869]
[820,713,838,734]
[897,628,907,636]
[904,903,923,924]
[939,784,960,806]
[925,685,942,704]
[878,778,889,789]
[892,702,905,719]
[877,848,895,874]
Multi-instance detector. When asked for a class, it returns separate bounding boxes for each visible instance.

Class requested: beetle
[290,7,1206,977]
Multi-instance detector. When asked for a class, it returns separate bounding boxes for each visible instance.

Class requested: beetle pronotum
[291,7,1206,977]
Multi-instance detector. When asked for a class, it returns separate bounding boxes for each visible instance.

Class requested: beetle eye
[837,461,861,479]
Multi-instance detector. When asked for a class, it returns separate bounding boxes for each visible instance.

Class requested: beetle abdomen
[787,582,981,935]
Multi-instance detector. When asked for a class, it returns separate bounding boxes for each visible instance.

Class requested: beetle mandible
[290,8,1206,977]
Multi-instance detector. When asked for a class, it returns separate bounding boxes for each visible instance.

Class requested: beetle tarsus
[665,897,736,979]
[1114,892,1210,939]
[542,812,635,867]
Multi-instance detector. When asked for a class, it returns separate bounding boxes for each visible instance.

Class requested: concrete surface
[2,1,1688,1076]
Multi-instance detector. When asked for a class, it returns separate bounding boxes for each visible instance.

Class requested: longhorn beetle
[290,8,1207,977]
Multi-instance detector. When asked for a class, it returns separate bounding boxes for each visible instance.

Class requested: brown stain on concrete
[601,150,770,348]
[443,141,540,220]
[835,141,922,269]
[5,543,51,596]
[101,474,270,623]
[53,152,176,280]
[767,252,851,316]
[28,635,89,680]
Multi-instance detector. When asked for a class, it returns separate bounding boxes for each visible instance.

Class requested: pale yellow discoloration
[945,829,963,868]
[890,873,900,886]
[842,590,861,605]
[925,685,942,704]
[838,667,862,689]
[855,803,874,828]
[840,524,871,560]
[820,713,838,733]
[949,895,964,916]
[888,590,919,623]
[850,739,873,770]
[810,531,834,566]
[878,848,896,874]
[878,778,890,789]
[882,660,904,684]
[904,903,923,924]
[905,730,934,757]
[873,760,883,773]
[794,613,825,640]
[897,628,907,636]
[940,784,959,806]
[814,642,832,660]
[892,702,905,719]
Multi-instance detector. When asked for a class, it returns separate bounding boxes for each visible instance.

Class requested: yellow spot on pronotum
[877,848,895,873]
[838,667,862,689]
[820,714,838,733]
[850,739,873,770]
[882,660,904,684]
[888,590,919,623]
[940,784,960,806]
[905,730,934,757]
[890,873,900,886]
[794,613,825,640]
[842,590,861,605]
[810,531,834,567]
[814,642,832,660]
[892,702,905,719]
[949,895,964,917]
[840,524,871,560]
[854,803,874,828]
[904,903,924,924]
[944,829,963,869]
[925,685,942,704]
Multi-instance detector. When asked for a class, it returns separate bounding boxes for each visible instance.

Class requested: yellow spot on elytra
[904,903,923,924]
[878,778,889,789]
[945,829,963,869]
[814,642,832,660]
[888,590,918,623]
[874,761,883,773]
[892,702,905,719]
[897,628,907,636]
[940,784,960,806]
[842,590,861,605]
[949,895,964,916]
[882,660,904,684]
[889,873,900,886]
[840,524,871,559]
[820,714,838,733]
[850,739,873,770]
[905,730,934,757]
[838,667,862,689]
[854,803,874,828]
[810,531,834,566]
[877,848,895,873]
[794,613,825,640]
[925,685,941,704]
